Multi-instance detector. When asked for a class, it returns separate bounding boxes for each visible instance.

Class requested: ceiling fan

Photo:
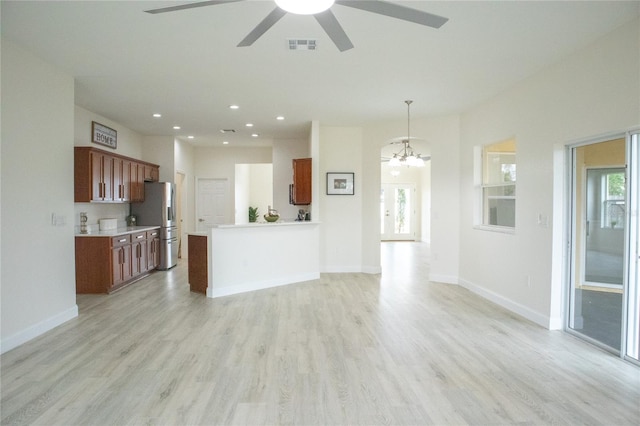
[145,0,449,52]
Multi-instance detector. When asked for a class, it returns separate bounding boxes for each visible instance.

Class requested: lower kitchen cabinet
[111,235,133,287]
[131,231,148,276]
[147,229,161,270]
[75,227,160,294]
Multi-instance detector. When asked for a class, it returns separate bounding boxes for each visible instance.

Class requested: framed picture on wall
[92,121,117,149]
[327,172,354,195]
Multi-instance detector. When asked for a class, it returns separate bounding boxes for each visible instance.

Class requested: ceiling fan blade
[238,7,287,47]
[335,0,448,29]
[314,9,354,52]
[144,0,244,14]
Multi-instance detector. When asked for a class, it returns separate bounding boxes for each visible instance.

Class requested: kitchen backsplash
[74,203,130,233]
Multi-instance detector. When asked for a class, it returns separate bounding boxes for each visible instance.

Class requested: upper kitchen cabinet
[74,147,160,203]
[113,157,132,202]
[144,164,159,182]
[291,158,312,205]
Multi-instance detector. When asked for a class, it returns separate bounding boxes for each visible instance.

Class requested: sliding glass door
[625,133,639,361]
[568,132,640,361]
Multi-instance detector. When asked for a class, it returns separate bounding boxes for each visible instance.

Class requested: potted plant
[248,206,259,223]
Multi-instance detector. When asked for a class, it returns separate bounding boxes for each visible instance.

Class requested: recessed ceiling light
[245,123,254,127]
[152,113,162,118]
[173,126,181,130]
[223,141,229,145]
[251,133,259,138]
[276,116,285,121]
[229,105,239,110]
[187,135,194,139]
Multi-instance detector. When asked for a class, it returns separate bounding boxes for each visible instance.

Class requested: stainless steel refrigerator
[130,182,178,270]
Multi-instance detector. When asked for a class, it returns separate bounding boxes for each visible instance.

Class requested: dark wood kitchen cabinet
[291,157,311,205]
[111,235,133,288]
[144,164,159,182]
[147,229,161,270]
[113,157,132,202]
[130,162,145,202]
[131,231,148,276]
[75,228,160,294]
[90,150,114,202]
[74,147,160,203]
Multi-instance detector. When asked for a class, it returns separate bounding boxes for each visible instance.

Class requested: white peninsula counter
[188,221,320,298]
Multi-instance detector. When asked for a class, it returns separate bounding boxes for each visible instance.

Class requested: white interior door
[381,183,416,241]
[197,178,229,231]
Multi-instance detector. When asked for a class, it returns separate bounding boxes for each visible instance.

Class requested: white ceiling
[2,1,638,148]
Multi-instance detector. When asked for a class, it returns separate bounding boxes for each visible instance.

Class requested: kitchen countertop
[213,221,319,229]
[75,225,161,237]
[187,222,319,235]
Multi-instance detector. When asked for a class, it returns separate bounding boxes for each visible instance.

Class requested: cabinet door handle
[136,235,144,239]
[118,238,127,243]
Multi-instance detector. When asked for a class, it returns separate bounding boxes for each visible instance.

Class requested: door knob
[198,218,205,222]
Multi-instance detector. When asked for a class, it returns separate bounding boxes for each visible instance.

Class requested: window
[602,169,625,229]
[477,138,516,228]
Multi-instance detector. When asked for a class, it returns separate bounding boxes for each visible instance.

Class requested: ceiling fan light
[275,0,335,15]
[414,157,425,167]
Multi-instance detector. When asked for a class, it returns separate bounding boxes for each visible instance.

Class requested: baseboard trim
[1,305,79,354]
[362,265,382,274]
[428,274,459,285]
[458,278,551,329]
[321,266,365,273]
[207,272,321,298]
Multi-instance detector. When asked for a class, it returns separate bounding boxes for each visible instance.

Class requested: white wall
[249,164,273,219]
[319,126,363,272]
[234,164,250,224]
[458,18,640,328]
[142,136,175,183]
[234,164,273,224]
[175,138,195,258]
[74,105,143,159]
[426,116,461,285]
[1,39,78,353]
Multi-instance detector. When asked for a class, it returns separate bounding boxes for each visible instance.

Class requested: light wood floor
[2,242,639,425]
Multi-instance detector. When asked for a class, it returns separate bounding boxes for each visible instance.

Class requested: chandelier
[275,0,335,15]
[388,100,426,167]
